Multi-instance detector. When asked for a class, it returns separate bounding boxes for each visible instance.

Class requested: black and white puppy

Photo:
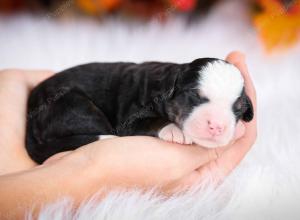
[26,58,253,164]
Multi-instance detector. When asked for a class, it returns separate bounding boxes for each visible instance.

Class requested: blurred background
[0,0,299,70]
[0,0,300,219]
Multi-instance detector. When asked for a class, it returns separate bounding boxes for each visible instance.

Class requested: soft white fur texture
[199,61,243,101]
[1,0,300,219]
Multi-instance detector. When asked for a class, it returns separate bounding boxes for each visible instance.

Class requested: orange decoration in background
[253,0,300,51]
[76,0,121,15]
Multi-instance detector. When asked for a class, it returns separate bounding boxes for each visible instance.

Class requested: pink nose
[207,120,225,136]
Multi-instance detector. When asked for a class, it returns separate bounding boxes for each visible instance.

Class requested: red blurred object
[170,0,196,12]
[0,0,218,18]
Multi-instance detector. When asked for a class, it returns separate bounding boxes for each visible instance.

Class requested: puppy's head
[171,59,253,148]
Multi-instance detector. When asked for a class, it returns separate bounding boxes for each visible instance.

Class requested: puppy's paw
[98,135,118,140]
[158,123,192,145]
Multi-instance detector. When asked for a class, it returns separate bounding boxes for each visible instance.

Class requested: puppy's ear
[242,95,254,122]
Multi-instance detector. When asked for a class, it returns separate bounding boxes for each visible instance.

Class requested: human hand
[0,68,223,198]
[0,69,53,174]
[0,50,256,197]
[202,51,257,180]
[171,51,257,189]
[50,51,256,196]
[0,52,256,220]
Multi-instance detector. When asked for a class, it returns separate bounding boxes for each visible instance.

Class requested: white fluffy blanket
[1,0,300,219]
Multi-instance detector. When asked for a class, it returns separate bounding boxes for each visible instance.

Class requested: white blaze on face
[182,61,244,148]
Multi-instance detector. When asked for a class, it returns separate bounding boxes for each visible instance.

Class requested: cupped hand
[0,68,221,196]
[0,51,256,197]
[188,51,257,186]
[40,51,257,195]
[204,51,257,180]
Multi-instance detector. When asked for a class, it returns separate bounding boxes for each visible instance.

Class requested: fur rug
[1,0,300,219]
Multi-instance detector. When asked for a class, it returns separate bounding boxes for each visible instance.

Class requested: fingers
[225,51,257,154]
[226,51,257,139]
[22,70,54,89]
[158,143,221,183]
[156,141,222,180]
[226,51,245,65]
[150,137,222,178]
[226,51,257,110]
[0,69,54,88]
[194,52,258,183]
[233,121,246,141]
[77,136,221,184]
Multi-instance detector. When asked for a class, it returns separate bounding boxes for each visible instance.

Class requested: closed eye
[190,92,209,104]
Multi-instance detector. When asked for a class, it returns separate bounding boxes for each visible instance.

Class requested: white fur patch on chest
[198,61,244,104]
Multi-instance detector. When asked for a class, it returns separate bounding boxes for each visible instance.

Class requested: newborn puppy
[26,58,253,164]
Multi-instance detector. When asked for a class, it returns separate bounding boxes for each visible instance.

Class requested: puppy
[26,58,253,164]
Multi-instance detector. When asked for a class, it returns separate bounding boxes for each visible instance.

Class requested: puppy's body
[26,58,253,164]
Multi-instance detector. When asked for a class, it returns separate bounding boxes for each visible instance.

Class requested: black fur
[26,59,253,163]
[232,89,254,122]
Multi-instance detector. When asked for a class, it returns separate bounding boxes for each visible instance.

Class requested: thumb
[171,144,221,179]
[23,70,54,89]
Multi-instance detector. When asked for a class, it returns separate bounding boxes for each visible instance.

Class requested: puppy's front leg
[158,123,192,145]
